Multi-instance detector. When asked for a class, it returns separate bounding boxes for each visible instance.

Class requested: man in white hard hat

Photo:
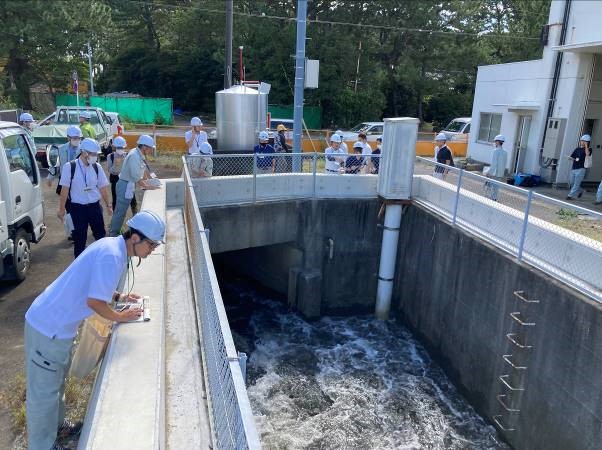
[185,116,208,154]
[19,112,36,148]
[485,134,508,201]
[48,126,83,184]
[79,111,96,139]
[566,134,592,200]
[109,135,159,236]
[254,131,275,173]
[107,136,137,213]
[335,129,349,153]
[57,138,112,258]
[433,132,454,179]
[324,134,346,174]
[24,210,165,450]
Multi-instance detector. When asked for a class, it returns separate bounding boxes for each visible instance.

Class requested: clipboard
[115,296,151,322]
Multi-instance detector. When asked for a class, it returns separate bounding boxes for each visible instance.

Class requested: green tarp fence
[268,105,322,129]
[55,94,173,125]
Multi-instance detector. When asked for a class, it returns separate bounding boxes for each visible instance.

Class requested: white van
[0,121,46,281]
[442,117,471,141]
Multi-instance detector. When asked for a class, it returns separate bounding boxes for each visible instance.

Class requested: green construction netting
[268,105,322,129]
[55,94,173,125]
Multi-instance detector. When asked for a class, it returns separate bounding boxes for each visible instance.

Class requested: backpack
[56,160,99,196]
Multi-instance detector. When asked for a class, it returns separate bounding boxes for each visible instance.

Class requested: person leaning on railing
[345,142,365,174]
[23,211,165,450]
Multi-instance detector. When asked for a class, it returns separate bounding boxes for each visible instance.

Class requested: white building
[468,0,602,185]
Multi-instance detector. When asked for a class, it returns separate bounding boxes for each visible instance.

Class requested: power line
[123,1,541,41]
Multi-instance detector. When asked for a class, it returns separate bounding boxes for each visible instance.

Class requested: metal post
[253,153,257,203]
[292,0,307,172]
[375,204,403,320]
[87,42,95,96]
[224,0,233,89]
[517,190,533,261]
[452,169,463,225]
[238,352,247,381]
[312,152,317,198]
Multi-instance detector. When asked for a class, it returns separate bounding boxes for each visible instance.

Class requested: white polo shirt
[59,158,109,205]
[25,236,128,339]
[185,130,208,155]
[324,146,346,172]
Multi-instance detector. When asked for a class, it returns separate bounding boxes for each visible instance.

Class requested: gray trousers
[25,321,74,450]
[109,179,131,236]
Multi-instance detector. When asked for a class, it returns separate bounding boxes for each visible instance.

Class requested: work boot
[57,419,83,438]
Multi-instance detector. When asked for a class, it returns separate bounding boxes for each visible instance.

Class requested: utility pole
[87,42,95,96]
[354,40,362,93]
[292,0,307,171]
[224,0,233,89]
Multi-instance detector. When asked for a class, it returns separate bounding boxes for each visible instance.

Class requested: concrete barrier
[78,188,167,450]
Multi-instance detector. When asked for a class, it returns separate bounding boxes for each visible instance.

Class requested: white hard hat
[435,132,447,141]
[113,136,127,148]
[80,111,91,120]
[580,134,591,142]
[137,134,155,148]
[330,134,342,143]
[353,141,363,149]
[494,134,505,142]
[258,131,269,141]
[335,130,343,136]
[79,138,100,154]
[66,125,83,138]
[126,210,166,244]
[191,117,203,126]
[19,112,34,122]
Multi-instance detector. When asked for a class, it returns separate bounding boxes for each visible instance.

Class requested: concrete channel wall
[201,199,383,317]
[394,204,602,450]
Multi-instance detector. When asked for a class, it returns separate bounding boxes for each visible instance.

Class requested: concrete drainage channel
[76,173,601,450]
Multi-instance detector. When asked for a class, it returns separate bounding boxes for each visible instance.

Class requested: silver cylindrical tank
[258,92,268,131]
[216,85,260,152]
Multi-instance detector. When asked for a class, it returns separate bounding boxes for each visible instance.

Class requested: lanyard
[138,149,153,174]
[77,158,89,188]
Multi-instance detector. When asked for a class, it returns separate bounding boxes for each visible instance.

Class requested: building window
[477,113,502,142]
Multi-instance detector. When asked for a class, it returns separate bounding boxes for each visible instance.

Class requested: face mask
[377,144,382,149]
[116,149,124,155]
[88,155,98,164]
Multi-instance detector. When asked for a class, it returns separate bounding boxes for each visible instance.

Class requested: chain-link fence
[414,157,602,300]
[182,163,261,450]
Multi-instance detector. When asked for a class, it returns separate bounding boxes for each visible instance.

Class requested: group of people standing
[44,121,160,259]
[324,131,382,174]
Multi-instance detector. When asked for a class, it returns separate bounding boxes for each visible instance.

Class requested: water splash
[222,279,507,450]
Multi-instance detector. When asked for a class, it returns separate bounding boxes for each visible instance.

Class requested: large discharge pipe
[375,204,403,319]
[374,117,419,320]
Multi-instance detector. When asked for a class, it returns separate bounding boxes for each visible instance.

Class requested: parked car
[0,121,46,281]
[441,117,471,141]
[105,111,123,136]
[32,106,114,167]
[339,122,384,142]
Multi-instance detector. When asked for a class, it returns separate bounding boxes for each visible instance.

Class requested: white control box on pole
[377,117,419,200]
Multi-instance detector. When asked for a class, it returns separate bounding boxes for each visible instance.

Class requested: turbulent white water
[222,278,508,450]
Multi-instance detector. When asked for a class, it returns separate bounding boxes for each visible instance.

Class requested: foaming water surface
[220,274,507,450]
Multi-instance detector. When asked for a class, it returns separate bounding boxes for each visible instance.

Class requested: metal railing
[184,152,381,178]
[414,156,602,301]
[182,162,261,450]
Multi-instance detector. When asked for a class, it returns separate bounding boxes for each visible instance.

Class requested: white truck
[0,121,46,281]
